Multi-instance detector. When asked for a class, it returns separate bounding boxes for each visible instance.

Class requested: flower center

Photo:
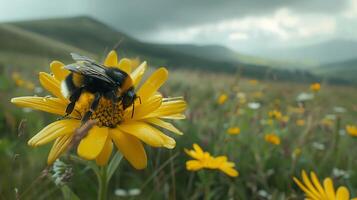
[74,93,124,128]
[90,98,124,128]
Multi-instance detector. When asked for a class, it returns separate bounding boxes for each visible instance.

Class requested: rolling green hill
[313,59,357,84]
[0,16,346,84]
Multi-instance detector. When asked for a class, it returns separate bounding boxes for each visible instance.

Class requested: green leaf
[106,151,123,183]
[61,185,80,200]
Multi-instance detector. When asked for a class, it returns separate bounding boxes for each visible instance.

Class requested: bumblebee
[61,53,138,123]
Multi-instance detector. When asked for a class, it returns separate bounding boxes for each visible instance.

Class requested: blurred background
[1,0,357,199]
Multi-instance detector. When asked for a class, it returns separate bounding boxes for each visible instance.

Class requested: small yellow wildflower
[12,72,35,90]
[248,79,258,85]
[321,118,334,127]
[296,119,305,126]
[185,143,239,177]
[252,91,263,99]
[12,72,25,87]
[264,133,280,145]
[227,127,240,135]
[217,93,228,105]
[310,83,321,92]
[11,50,186,169]
[267,119,274,126]
[293,170,356,200]
[281,115,290,123]
[346,125,357,136]
[292,148,301,158]
[288,106,305,114]
[268,110,282,120]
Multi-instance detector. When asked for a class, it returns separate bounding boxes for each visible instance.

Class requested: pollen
[75,92,124,128]
[90,98,124,128]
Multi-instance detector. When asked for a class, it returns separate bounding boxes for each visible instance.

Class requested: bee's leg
[81,92,101,123]
[137,96,142,104]
[65,88,83,115]
[131,101,135,118]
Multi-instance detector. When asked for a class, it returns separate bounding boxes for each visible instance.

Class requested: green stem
[98,166,108,200]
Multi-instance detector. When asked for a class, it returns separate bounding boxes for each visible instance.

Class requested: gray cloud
[0,0,354,55]
[86,0,348,34]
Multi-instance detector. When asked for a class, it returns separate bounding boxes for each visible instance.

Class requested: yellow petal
[156,130,176,149]
[323,178,336,200]
[186,160,204,171]
[186,144,206,160]
[50,61,69,81]
[110,128,147,169]
[310,172,327,199]
[219,165,239,177]
[145,100,186,118]
[11,97,79,118]
[302,171,322,199]
[96,137,113,166]
[28,119,79,146]
[118,58,132,74]
[118,121,164,147]
[193,144,204,155]
[144,118,183,135]
[336,187,350,200]
[130,61,147,87]
[47,134,73,164]
[77,126,109,160]
[124,94,162,120]
[39,72,67,101]
[160,114,186,120]
[104,50,118,67]
[137,67,168,102]
[293,177,320,200]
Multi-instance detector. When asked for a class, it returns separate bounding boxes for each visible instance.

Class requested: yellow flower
[217,93,228,105]
[288,106,305,114]
[185,143,239,177]
[12,72,35,90]
[310,83,321,92]
[292,148,302,158]
[25,82,35,90]
[248,79,258,85]
[293,170,356,200]
[11,50,186,169]
[267,119,274,126]
[252,91,263,99]
[264,133,280,145]
[296,119,305,126]
[227,127,240,135]
[321,118,334,127]
[281,115,290,123]
[268,110,282,120]
[346,125,357,136]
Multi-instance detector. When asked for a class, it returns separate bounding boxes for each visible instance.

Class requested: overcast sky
[1,0,357,54]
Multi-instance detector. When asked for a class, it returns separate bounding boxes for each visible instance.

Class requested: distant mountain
[313,58,357,84]
[0,16,333,83]
[256,39,357,64]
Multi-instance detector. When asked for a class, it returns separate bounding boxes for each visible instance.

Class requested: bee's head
[122,88,136,110]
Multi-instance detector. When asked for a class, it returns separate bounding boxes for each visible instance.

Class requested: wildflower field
[1,50,357,199]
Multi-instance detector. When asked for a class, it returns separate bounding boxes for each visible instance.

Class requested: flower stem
[98,166,108,200]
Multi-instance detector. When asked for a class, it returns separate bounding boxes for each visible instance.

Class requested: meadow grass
[1,67,357,199]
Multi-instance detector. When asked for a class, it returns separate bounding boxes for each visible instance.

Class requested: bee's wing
[65,62,115,84]
[70,53,96,63]
[67,53,118,84]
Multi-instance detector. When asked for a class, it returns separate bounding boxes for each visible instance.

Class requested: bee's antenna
[137,96,142,104]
